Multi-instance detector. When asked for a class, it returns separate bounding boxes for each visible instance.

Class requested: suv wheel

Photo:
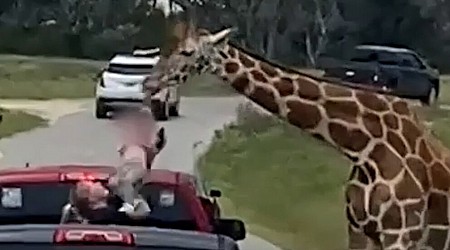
[169,102,180,117]
[152,100,169,121]
[421,86,438,106]
[95,99,109,119]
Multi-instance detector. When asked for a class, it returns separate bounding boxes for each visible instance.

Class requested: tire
[169,102,180,117]
[421,86,437,106]
[152,100,169,121]
[95,99,109,119]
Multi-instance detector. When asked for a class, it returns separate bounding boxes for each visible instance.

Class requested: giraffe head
[147,22,236,94]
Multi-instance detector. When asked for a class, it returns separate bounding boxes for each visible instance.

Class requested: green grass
[0,54,236,99]
[198,83,450,250]
[0,54,102,99]
[0,108,47,139]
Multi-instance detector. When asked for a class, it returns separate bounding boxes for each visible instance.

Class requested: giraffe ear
[206,27,237,44]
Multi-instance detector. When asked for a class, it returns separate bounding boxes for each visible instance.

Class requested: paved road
[0,97,280,250]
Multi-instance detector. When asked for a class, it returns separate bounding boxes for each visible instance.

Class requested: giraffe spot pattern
[328,123,370,152]
[418,139,433,164]
[368,183,391,216]
[394,170,422,200]
[430,162,450,192]
[297,78,321,101]
[401,118,422,153]
[386,131,408,157]
[346,184,367,222]
[324,100,359,124]
[383,113,399,130]
[427,193,449,225]
[355,91,389,112]
[250,70,268,83]
[323,83,353,98]
[428,140,443,159]
[409,229,423,242]
[259,61,278,77]
[381,203,402,229]
[369,143,403,180]
[350,165,370,185]
[405,157,429,191]
[363,220,379,240]
[404,201,424,227]
[286,100,321,129]
[362,112,383,138]
[273,77,294,96]
[248,86,279,114]
[231,74,250,92]
[383,234,400,247]
[426,228,448,250]
[224,62,240,74]
[393,101,411,116]
[348,224,369,249]
[238,52,255,68]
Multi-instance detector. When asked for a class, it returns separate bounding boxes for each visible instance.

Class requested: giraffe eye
[180,50,194,57]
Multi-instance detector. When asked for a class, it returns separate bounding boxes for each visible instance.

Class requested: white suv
[94,48,180,120]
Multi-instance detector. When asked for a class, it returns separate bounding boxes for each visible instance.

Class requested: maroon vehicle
[0,164,233,237]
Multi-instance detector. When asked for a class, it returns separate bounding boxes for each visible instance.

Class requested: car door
[386,52,431,97]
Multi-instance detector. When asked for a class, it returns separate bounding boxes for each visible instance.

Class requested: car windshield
[106,63,155,75]
[0,245,210,250]
[0,182,196,226]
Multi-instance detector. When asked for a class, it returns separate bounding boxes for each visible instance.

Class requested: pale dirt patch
[0,99,91,125]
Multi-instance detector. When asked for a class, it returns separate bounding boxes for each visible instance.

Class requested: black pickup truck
[321,45,440,105]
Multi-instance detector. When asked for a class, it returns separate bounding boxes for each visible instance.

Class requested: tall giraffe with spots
[146,23,450,250]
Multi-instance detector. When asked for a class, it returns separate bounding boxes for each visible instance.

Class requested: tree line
[1,0,450,72]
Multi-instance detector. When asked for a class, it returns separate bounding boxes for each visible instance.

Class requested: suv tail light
[59,172,110,182]
[53,229,135,246]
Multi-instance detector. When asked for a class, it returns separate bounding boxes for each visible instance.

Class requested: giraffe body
[147,23,450,249]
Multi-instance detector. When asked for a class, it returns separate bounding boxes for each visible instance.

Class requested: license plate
[121,81,139,86]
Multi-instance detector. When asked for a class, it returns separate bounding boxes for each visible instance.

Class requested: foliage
[1,0,450,71]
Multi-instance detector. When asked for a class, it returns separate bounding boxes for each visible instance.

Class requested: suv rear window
[106,63,154,75]
[0,183,195,226]
[0,183,71,221]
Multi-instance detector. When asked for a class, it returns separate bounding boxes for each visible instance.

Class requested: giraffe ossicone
[146,22,450,250]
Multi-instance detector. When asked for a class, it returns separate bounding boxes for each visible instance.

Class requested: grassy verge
[0,108,47,139]
[198,85,450,250]
[0,54,101,99]
[0,54,236,99]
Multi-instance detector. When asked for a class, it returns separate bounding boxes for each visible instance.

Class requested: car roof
[109,54,160,65]
[355,45,414,54]
[0,164,196,186]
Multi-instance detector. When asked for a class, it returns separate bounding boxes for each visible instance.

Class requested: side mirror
[209,189,221,198]
[214,219,246,241]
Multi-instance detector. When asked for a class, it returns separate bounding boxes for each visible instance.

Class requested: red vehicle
[0,164,230,236]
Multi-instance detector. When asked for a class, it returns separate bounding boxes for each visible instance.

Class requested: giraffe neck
[205,42,420,163]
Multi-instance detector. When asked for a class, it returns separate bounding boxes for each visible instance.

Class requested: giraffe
[146,22,450,250]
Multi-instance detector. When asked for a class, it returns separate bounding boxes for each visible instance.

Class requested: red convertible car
[0,164,243,241]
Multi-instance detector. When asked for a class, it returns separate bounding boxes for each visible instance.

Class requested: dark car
[321,45,440,105]
[0,224,240,250]
[0,164,245,242]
